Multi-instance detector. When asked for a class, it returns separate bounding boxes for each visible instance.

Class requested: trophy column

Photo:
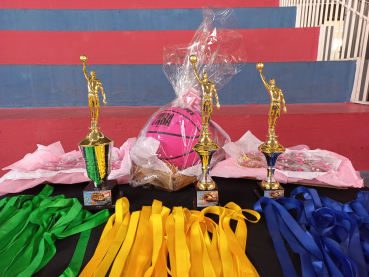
[193,126,220,208]
[256,135,285,199]
[78,55,122,210]
[255,62,287,199]
[190,55,220,208]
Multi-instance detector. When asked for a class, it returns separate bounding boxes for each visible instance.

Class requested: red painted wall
[1,103,368,176]
[0,28,319,65]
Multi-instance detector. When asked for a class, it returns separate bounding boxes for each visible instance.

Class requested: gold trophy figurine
[190,55,220,208]
[78,55,121,210]
[80,55,107,130]
[255,62,286,199]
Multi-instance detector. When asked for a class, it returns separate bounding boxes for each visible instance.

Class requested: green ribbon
[0,185,110,277]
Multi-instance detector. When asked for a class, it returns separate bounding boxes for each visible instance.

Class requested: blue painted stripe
[0,61,355,108]
[0,7,296,31]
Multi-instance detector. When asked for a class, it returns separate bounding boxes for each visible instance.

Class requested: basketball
[190,55,197,63]
[146,107,202,169]
[80,55,88,63]
[256,62,264,71]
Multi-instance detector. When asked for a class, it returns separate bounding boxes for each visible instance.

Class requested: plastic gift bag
[211,131,363,188]
[130,6,246,191]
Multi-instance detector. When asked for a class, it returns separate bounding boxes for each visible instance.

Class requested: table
[2,177,368,277]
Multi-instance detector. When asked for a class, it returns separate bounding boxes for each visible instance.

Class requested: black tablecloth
[2,177,368,277]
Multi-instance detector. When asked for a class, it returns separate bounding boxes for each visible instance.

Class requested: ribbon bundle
[80,198,260,277]
[254,186,369,277]
[0,185,110,277]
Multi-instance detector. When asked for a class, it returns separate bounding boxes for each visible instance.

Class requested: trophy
[78,55,121,210]
[255,62,287,199]
[190,55,220,208]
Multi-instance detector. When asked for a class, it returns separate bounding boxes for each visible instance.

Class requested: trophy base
[83,179,123,210]
[254,182,284,199]
[193,182,219,209]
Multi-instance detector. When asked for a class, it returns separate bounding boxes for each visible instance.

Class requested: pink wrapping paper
[0,173,130,196]
[0,139,135,196]
[210,132,363,188]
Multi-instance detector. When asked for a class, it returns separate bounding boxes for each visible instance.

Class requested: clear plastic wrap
[130,6,246,191]
[237,149,341,172]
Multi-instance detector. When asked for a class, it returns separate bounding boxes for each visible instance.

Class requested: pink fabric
[0,139,135,196]
[210,150,364,188]
[0,173,130,195]
[3,142,65,172]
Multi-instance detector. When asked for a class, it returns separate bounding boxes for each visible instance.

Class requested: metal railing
[280,0,369,104]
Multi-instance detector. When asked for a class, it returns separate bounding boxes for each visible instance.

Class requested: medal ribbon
[0,185,110,277]
[80,199,260,277]
[254,186,369,277]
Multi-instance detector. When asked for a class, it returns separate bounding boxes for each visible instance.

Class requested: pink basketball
[146,107,202,169]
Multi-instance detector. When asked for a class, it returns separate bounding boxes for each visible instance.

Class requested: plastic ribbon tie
[80,198,260,277]
[254,186,369,277]
[0,184,110,277]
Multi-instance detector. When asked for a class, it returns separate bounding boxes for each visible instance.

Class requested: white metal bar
[312,0,318,26]
[346,0,359,59]
[305,0,311,27]
[318,0,325,25]
[296,0,302,27]
[324,0,330,27]
[331,1,340,60]
[301,0,307,27]
[336,0,369,19]
[324,0,335,60]
[360,23,369,101]
[351,58,362,101]
[341,0,352,59]
[352,100,369,105]
[307,0,313,27]
[352,17,368,101]
[358,13,367,58]
[333,0,368,19]
[317,26,326,60]
[304,0,310,27]
[335,1,345,59]
[353,0,366,57]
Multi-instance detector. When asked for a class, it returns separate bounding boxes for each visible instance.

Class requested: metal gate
[281,0,369,104]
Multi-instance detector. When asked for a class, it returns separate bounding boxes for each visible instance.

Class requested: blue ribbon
[254,186,369,277]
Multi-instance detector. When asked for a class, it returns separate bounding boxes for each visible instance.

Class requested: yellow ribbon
[79,198,260,277]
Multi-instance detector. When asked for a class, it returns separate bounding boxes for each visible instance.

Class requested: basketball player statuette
[80,55,107,129]
[255,62,286,199]
[78,55,121,209]
[190,55,220,208]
